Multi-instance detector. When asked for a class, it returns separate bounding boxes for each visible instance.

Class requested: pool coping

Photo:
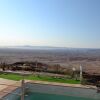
[27,80,97,90]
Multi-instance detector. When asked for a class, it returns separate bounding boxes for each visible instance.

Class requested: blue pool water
[17,92,95,100]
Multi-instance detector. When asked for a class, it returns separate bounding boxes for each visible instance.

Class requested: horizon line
[0,45,100,49]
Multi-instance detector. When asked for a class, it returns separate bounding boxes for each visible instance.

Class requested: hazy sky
[0,0,100,48]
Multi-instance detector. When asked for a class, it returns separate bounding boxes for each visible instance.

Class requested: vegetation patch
[0,73,80,84]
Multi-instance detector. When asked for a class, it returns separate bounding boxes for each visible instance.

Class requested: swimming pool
[2,83,100,100]
[16,92,95,100]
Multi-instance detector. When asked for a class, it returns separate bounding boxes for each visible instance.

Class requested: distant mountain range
[0,45,100,50]
[0,45,68,50]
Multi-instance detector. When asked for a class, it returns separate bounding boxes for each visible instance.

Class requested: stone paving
[0,78,20,99]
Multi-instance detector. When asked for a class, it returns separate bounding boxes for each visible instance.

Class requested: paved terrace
[0,78,21,99]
